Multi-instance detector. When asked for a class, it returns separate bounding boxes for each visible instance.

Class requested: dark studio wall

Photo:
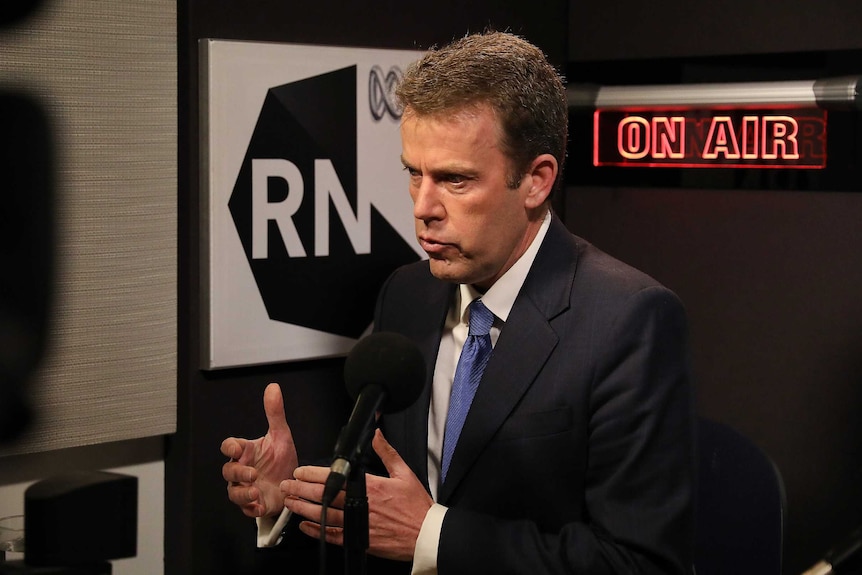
[569,0,862,61]
[172,1,862,575]
[566,1,862,574]
[171,3,568,574]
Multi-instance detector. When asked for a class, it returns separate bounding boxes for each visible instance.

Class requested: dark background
[171,1,862,573]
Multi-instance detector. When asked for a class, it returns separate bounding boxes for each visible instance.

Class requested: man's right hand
[221,383,299,518]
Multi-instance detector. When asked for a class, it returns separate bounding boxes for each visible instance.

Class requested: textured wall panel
[0,1,177,455]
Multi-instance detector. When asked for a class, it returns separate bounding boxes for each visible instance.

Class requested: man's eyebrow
[433,164,479,178]
[399,156,479,179]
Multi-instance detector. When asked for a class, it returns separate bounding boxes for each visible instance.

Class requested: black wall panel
[570,0,862,61]
[566,187,862,574]
[566,5,862,572]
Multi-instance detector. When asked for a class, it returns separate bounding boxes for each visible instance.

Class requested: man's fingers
[222,459,257,484]
[220,437,243,459]
[281,467,331,503]
[282,477,346,509]
[263,383,291,434]
[285,496,344,523]
[292,465,331,483]
[227,482,259,505]
[221,437,259,468]
[298,521,344,545]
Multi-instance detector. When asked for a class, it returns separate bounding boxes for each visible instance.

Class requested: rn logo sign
[201,40,423,369]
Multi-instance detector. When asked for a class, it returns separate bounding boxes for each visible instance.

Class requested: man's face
[400,105,541,291]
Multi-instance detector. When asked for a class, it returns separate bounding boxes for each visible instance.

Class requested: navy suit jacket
[372,215,695,574]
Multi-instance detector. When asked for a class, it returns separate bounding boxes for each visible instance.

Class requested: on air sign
[594,108,828,168]
[200,40,424,369]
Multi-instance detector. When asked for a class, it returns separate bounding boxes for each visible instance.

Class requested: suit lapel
[437,217,579,502]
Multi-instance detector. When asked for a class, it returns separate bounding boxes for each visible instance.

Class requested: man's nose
[412,180,444,222]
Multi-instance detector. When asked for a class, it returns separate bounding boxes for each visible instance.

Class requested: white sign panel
[200,39,424,369]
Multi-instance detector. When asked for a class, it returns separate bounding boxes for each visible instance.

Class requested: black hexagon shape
[228,65,420,339]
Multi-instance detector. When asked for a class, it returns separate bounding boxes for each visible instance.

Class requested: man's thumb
[263,383,289,433]
[372,428,407,477]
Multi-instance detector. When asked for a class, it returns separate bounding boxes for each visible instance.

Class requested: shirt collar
[457,210,551,323]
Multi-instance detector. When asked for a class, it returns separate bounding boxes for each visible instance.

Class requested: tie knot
[467,299,494,336]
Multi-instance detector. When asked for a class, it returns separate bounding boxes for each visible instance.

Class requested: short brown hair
[396,31,568,194]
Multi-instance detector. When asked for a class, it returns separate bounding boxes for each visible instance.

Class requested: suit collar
[519,214,580,321]
[477,209,552,322]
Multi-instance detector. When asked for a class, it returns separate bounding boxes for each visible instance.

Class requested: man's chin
[427,259,468,284]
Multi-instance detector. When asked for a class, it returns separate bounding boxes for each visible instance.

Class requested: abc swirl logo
[368,65,403,122]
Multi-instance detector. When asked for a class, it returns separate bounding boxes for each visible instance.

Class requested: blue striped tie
[441,299,494,483]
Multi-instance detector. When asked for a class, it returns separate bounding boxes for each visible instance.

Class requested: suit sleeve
[437,285,695,575]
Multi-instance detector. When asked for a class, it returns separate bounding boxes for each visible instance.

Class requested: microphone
[321,332,425,507]
[802,526,862,575]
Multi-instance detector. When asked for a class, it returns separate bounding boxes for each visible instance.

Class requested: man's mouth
[418,237,454,257]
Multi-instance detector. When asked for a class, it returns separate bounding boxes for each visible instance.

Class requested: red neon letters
[595,108,827,168]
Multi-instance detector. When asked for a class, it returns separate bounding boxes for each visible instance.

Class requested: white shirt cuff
[256,508,292,547]
[411,503,448,575]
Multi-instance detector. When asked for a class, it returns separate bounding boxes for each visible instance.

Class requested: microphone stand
[343,455,368,575]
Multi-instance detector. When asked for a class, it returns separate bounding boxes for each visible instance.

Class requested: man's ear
[524,153,557,209]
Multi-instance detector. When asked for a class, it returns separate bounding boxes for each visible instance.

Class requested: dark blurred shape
[0,0,44,27]
[695,417,787,575]
[23,471,137,567]
[801,526,862,575]
[0,91,54,444]
[0,472,137,573]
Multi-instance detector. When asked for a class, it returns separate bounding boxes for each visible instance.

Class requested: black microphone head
[344,332,425,413]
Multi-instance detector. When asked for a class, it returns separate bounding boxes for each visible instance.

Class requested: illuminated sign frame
[593,107,827,169]
[567,76,861,170]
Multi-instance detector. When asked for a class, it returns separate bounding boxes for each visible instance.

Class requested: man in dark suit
[222,31,695,574]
